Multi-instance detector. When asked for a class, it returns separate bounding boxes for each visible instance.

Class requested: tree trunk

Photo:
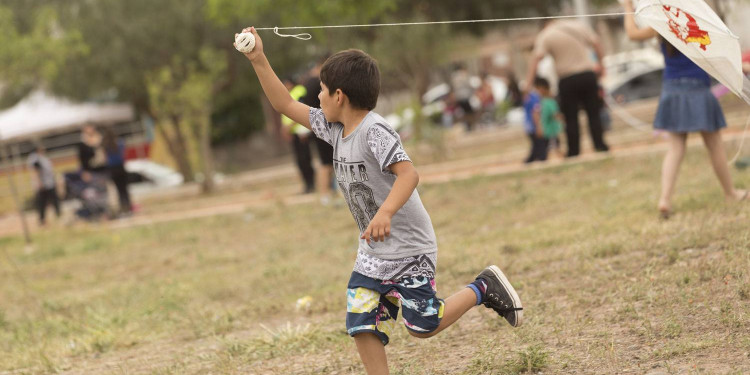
[260,94,283,143]
[157,115,195,183]
[196,112,215,194]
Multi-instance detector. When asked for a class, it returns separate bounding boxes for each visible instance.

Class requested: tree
[147,49,226,193]
[206,0,400,140]
[1,0,580,186]
[0,4,87,108]
[46,0,241,191]
[206,0,568,140]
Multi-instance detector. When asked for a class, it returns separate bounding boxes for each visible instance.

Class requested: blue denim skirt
[654,78,727,133]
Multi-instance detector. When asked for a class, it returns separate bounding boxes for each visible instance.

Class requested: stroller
[64,171,110,220]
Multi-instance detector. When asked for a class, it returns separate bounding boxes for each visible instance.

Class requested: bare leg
[409,287,477,339]
[700,131,747,200]
[659,132,688,214]
[354,333,389,375]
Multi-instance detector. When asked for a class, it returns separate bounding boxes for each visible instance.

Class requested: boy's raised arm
[237,27,312,129]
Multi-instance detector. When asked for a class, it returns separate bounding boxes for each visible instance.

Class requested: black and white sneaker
[476,265,523,327]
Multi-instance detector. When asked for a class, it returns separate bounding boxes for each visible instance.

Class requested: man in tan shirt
[526,19,609,157]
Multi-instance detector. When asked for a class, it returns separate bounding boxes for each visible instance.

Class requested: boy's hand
[361,211,392,244]
[235,27,264,61]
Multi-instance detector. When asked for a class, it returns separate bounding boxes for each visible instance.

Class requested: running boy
[237,27,523,374]
[533,77,564,161]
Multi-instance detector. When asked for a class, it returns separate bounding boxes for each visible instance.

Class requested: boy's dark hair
[320,49,380,110]
[533,77,551,90]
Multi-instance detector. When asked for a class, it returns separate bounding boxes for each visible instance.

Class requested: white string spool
[235,32,256,53]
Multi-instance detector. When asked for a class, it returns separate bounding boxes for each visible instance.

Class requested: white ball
[235,32,256,53]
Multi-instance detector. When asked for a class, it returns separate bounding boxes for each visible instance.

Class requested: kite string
[262,7,750,163]
[728,113,750,165]
[258,12,634,39]
[604,94,653,132]
[273,27,311,41]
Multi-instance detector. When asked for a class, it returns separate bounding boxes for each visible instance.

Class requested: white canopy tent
[0,90,135,142]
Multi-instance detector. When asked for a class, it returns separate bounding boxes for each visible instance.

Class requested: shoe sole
[489,265,523,327]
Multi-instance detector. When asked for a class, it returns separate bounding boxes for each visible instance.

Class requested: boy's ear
[335,88,345,106]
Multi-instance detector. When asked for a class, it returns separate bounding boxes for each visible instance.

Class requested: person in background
[505,72,524,108]
[532,77,564,161]
[27,144,60,225]
[441,90,458,128]
[451,63,477,131]
[526,19,610,157]
[101,127,132,215]
[475,72,496,124]
[622,0,748,218]
[78,125,107,176]
[300,57,336,204]
[282,77,316,194]
[523,86,544,164]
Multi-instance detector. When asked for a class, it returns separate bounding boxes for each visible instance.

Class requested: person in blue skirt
[623,0,748,218]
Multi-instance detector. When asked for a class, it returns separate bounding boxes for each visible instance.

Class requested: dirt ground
[1,97,750,374]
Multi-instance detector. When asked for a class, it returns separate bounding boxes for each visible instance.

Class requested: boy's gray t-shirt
[309,108,438,264]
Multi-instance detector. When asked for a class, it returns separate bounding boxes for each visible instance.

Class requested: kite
[634,0,750,104]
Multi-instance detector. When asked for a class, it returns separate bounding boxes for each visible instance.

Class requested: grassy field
[1,140,749,374]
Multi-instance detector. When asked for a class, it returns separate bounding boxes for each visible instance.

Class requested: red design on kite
[662,6,711,50]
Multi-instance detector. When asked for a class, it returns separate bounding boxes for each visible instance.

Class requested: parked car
[124,159,184,195]
[606,66,665,104]
[602,48,665,104]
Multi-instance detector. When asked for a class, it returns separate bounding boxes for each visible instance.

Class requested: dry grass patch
[1,145,749,374]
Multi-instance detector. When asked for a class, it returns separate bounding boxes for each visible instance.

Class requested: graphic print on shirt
[335,157,379,233]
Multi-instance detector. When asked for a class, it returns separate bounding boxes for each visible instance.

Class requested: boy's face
[535,86,549,96]
[319,82,341,122]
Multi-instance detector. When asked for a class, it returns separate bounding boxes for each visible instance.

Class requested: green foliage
[51,0,215,102]
[1,0,591,155]
[206,0,398,31]
[507,345,550,374]
[0,5,88,108]
[146,47,227,183]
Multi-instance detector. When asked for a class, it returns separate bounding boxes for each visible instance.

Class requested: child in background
[237,27,523,375]
[533,77,564,161]
[523,86,543,163]
[27,144,61,225]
